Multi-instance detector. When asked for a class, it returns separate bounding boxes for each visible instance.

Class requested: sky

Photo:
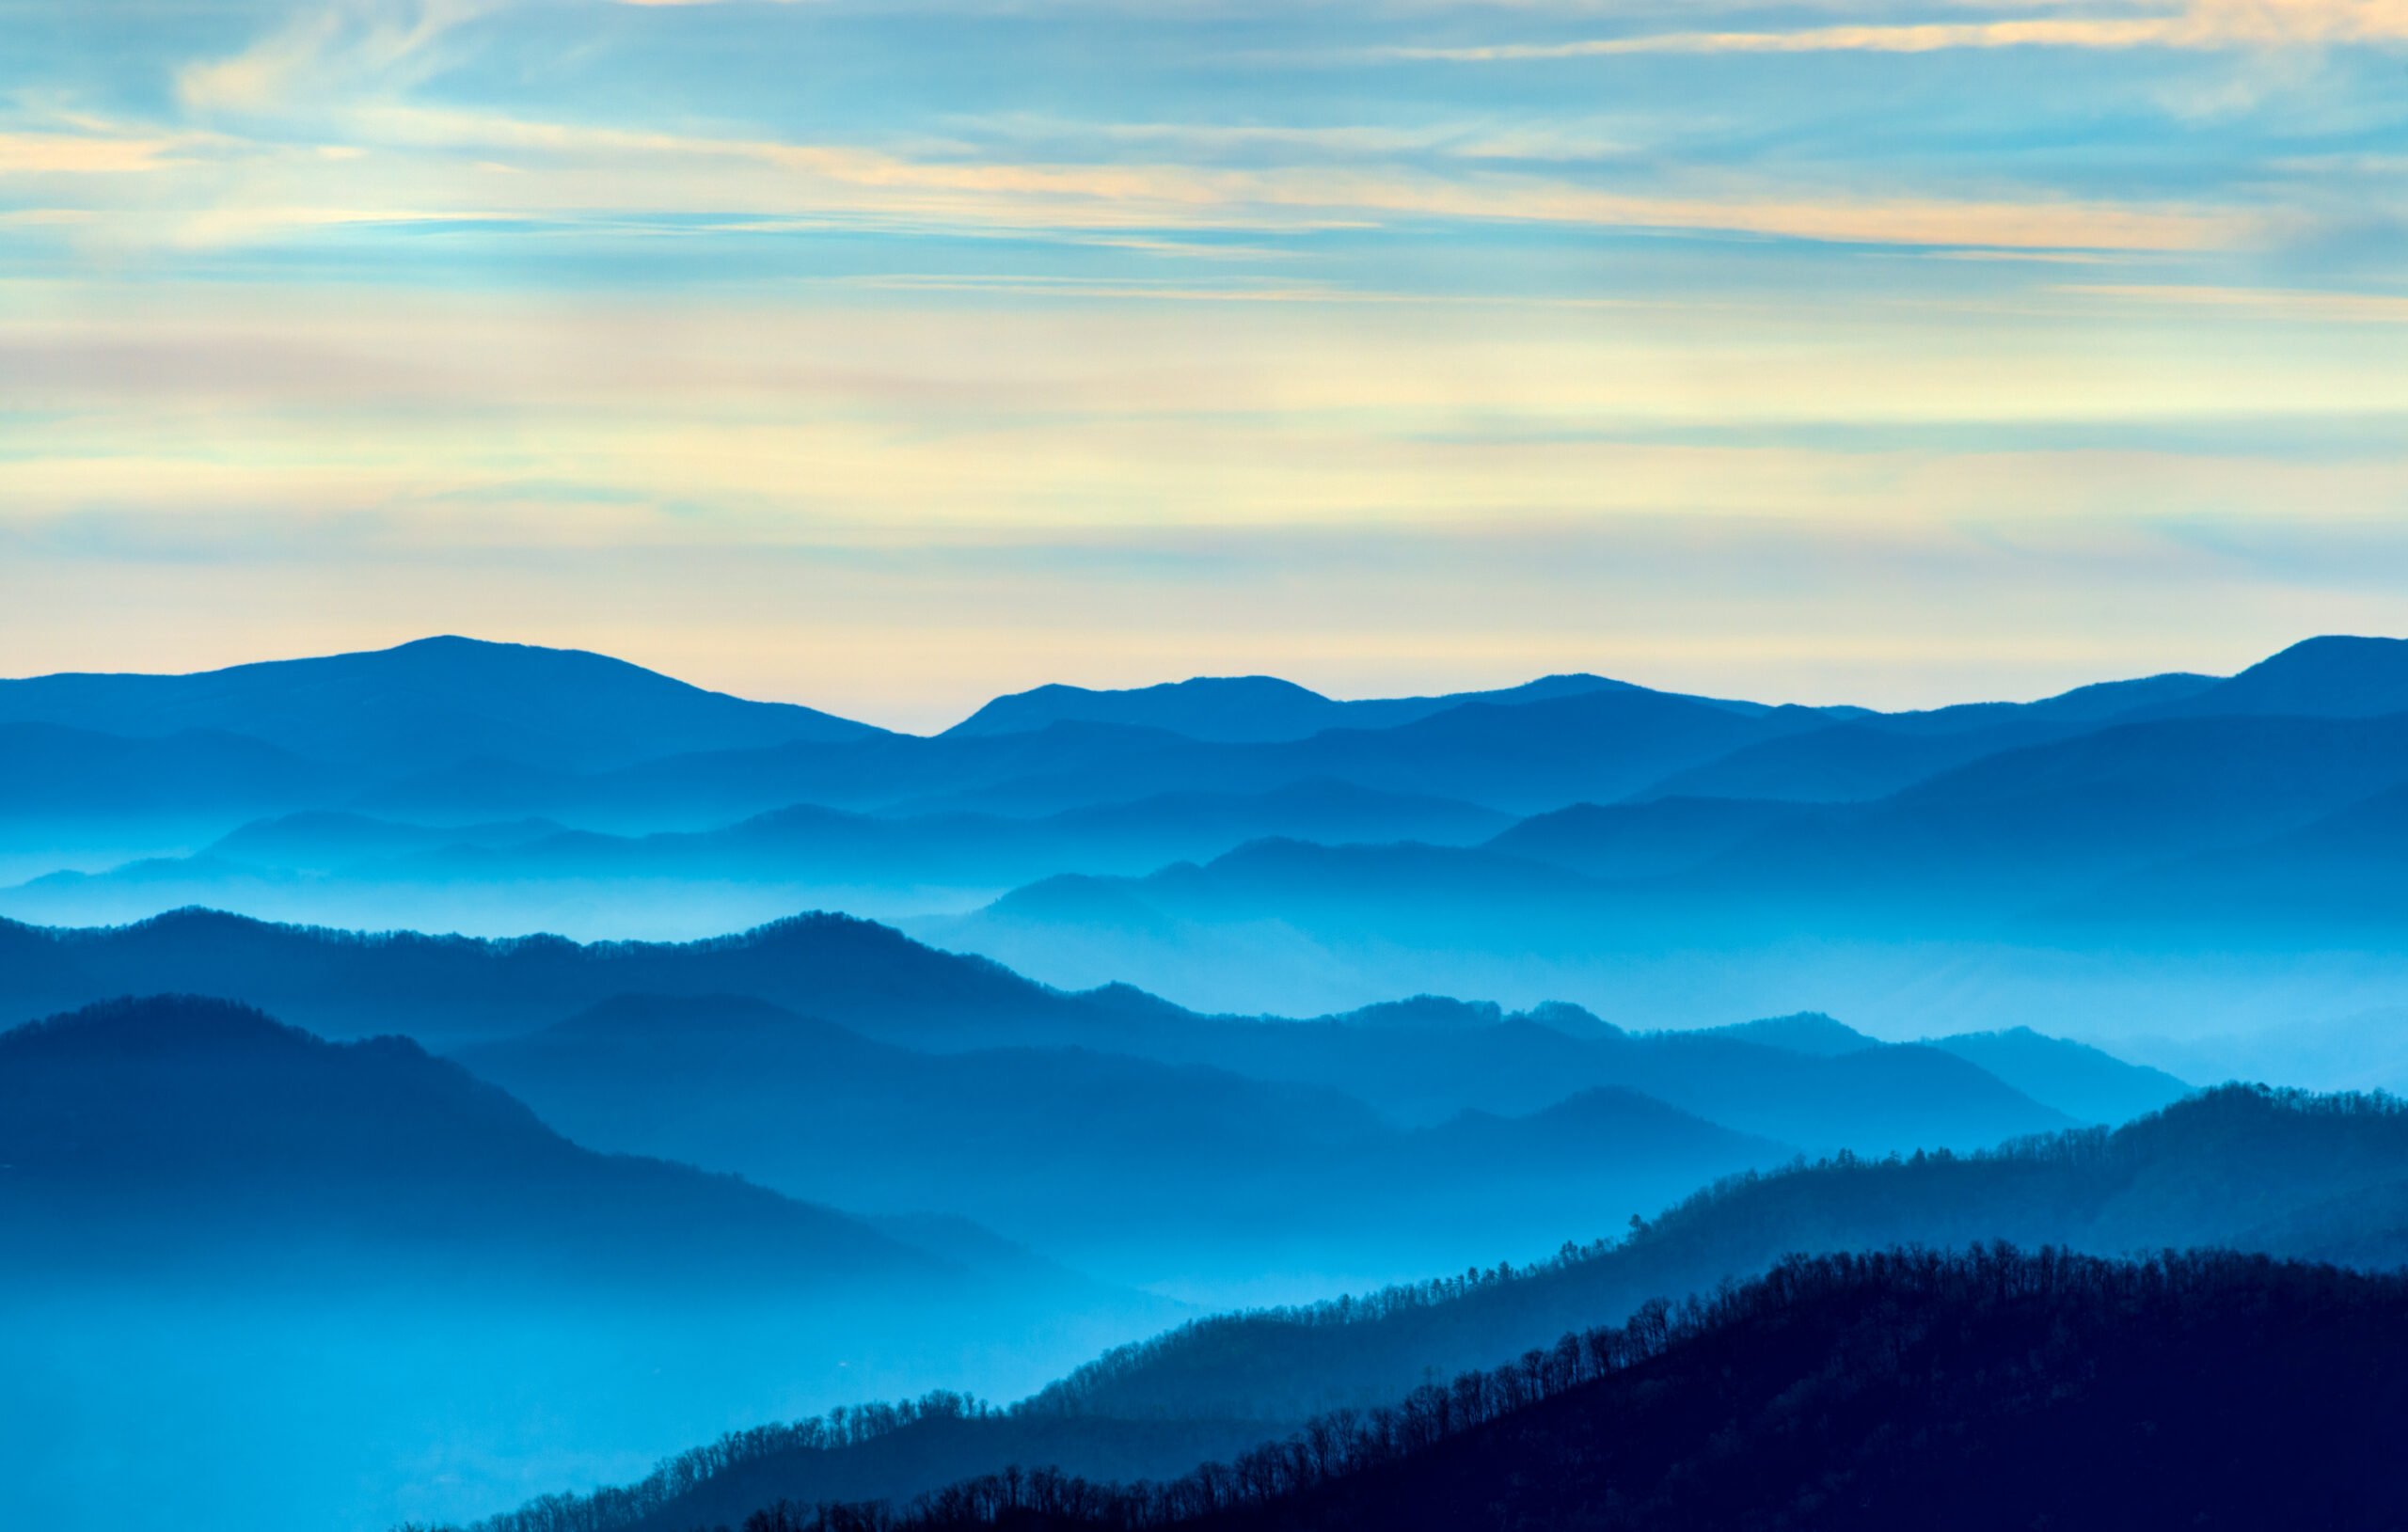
[2,0,2405,730]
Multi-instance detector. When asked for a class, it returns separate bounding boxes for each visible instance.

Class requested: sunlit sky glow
[4,0,2405,728]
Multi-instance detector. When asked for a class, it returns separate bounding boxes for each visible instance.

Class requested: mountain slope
[1655,711,2408,916]
[2044,780,2408,942]
[903,1248,2408,1532]
[1689,1014,2194,1124]
[1242,689,1827,813]
[1683,1011,1876,1055]
[454,994,1783,1287]
[366,684,1830,829]
[981,710,2408,964]
[0,907,1147,1047]
[0,723,345,824]
[1874,669,2222,730]
[0,994,946,1288]
[0,997,1184,1532]
[1038,839,1598,941]
[1063,1004,2069,1153]
[1924,1026,2191,1124]
[1622,671,2220,806]
[1009,1085,2408,1426]
[0,635,879,771]
[1636,716,2088,804]
[947,676,1366,742]
[2145,633,2408,720]
[495,1130,2408,1532]
[0,909,2071,1160]
[208,811,571,870]
[380,780,1510,888]
[943,672,1707,743]
[1481,796,1827,878]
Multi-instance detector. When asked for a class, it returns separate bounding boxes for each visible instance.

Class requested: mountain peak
[1327,994,1505,1031]
[945,675,1338,742]
[1692,1011,1878,1056]
[942,669,1728,744]
[1516,1000,1623,1037]
[0,992,320,1059]
[2158,633,2408,720]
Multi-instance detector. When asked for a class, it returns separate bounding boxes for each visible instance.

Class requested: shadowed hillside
[452,1085,2408,1532]
[779,1247,2408,1532]
[0,994,947,1288]
[1014,1085,2408,1424]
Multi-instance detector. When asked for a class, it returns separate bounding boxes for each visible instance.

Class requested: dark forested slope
[816,1247,2408,1532]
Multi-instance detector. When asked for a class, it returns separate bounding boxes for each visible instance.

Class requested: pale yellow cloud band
[0,132,191,174]
[1386,0,2408,58]
[9,282,2407,540]
[2062,283,2408,321]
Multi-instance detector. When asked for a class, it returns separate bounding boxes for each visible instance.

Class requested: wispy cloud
[0,130,187,175]
[177,0,489,113]
[2061,282,2408,322]
[1381,0,2408,59]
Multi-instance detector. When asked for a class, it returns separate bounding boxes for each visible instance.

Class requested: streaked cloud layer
[3,0,2404,722]
[1385,0,2408,59]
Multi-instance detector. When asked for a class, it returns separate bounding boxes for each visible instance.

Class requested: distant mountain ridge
[354,683,1839,827]
[943,672,1756,742]
[951,708,2408,970]
[0,634,2279,850]
[12,633,2408,1044]
[0,636,883,771]
[2139,634,2408,720]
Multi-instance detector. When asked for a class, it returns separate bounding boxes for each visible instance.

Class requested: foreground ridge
[732,1245,2408,1532]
